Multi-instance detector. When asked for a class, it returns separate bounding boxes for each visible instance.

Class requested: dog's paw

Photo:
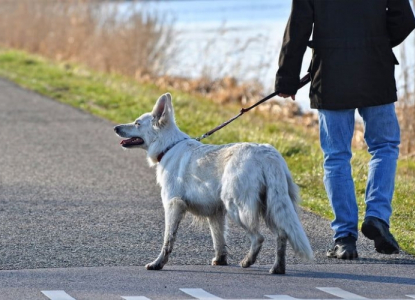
[145,262,163,270]
[211,256,228,266]
[240,257,254,268]
[269,265,285,275]
[240,261,252,268]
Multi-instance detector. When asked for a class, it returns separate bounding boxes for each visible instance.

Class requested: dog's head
[114,93,176,151]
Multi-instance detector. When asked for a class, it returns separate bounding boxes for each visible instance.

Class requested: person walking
[275,0,415,259]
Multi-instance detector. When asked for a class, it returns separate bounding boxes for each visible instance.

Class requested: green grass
[0,49,414,255]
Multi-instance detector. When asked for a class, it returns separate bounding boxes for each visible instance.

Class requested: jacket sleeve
[275,0,313,95]
[387,0,415,48]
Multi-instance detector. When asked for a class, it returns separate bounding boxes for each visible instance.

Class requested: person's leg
[359,103,400,254]
[318,109,358,240]
[358,103,400,224]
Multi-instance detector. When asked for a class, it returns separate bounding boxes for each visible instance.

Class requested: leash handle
[195,73,311,142]
[299,72,311,90]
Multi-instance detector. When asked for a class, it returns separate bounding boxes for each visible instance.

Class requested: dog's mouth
[120,137,144,148]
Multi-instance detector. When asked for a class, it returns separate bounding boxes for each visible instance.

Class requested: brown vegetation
[0,0,175,77]
[396,36,415,157]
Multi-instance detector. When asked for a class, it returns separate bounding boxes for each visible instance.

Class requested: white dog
[114,93,313,274]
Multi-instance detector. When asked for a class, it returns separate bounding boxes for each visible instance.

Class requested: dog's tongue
[120,137,143,146]
[120,138,135,145]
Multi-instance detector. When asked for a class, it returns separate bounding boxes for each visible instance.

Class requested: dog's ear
[151,93,174,127]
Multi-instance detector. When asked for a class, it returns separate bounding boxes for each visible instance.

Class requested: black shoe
[361,216,400,254]
[327,235,358,259]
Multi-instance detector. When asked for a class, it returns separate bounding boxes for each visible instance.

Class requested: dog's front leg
[145,198,187,270]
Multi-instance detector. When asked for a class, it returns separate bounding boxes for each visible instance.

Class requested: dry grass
[0,0,176,78]
[396,37,415,156]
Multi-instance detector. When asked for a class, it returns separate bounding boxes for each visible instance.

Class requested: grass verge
[0,49,414,255]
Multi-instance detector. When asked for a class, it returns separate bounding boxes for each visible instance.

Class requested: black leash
[195,73,311,141]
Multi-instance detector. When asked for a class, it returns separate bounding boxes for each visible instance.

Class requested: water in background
[118,0,414,111]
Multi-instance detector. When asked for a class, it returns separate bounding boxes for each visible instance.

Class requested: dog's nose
[114,125,121,134]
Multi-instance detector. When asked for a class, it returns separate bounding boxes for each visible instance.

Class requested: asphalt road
[0,78,414,299]
[1,264,415,300]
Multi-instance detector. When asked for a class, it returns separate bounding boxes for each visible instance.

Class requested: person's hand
[278,93,296,101]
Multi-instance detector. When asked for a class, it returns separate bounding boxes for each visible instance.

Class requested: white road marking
[41,290,76,300]
[39,287,415,300]
[317,287,369,299]
[180,288,223,299]
[265,295,298,299]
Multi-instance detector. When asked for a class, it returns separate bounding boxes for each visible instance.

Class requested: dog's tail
[265,155,314,261]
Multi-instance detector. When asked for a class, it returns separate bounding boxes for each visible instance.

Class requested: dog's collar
[157,138,189,162]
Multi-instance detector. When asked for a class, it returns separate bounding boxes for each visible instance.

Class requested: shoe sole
[327,253,358,259]
[361,222,399,254]
[327,250,358,260]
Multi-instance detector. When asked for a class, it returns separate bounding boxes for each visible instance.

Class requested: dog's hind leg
[225,201,264,268]
[269,232,287,274]
[145,198,187,271]
[208,209,228,266]
[240,228,264,268]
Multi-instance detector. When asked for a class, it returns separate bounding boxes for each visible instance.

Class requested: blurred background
[0,0,414,153]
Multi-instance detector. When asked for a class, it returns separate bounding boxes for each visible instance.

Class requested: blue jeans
[318,104,400,240]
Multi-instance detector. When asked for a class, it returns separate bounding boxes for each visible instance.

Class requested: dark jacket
[275,0,415,110]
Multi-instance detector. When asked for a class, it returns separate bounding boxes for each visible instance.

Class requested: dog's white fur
[114,93,313,274]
